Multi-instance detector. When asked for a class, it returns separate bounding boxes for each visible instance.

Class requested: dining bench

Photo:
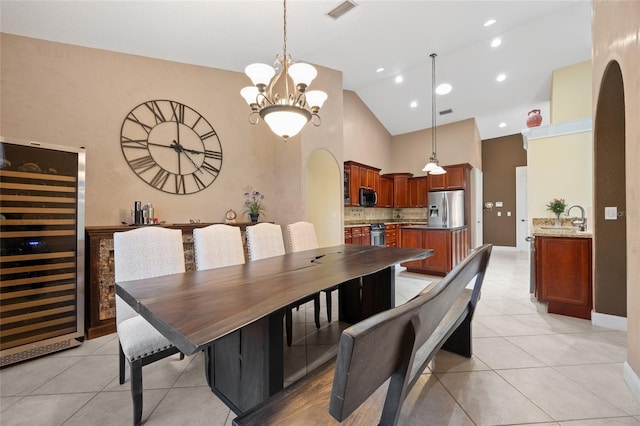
[233,243,492,426]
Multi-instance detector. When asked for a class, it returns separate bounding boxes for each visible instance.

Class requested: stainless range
[370,223,386,246]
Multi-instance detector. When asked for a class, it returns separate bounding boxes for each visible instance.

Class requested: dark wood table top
[116,244,431,355]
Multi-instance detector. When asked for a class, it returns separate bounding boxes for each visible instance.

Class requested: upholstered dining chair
[114,227,186,426]
[245,222,286,261]
[246,223,320,345]
[286,221,337,324]
[193,224,245,270]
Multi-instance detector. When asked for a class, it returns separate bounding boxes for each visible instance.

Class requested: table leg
[206,310,284,414]
[339,266,395,323]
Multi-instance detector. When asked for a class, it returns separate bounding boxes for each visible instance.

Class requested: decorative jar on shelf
[526,109,543,128]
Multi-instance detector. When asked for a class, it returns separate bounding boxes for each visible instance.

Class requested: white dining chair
[246,223,320,345]
[286,221,337,325]
[114,227,186,426]
[245,223,286,261]
[286,221,319,252]
[193,224,245,270]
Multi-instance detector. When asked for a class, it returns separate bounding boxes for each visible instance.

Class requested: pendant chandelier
[422,53,446,175]
[240,0,327,141]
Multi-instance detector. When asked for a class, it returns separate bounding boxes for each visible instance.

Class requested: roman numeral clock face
[120,100,223,194]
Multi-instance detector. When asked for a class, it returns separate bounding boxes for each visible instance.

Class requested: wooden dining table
[116,244,431,414]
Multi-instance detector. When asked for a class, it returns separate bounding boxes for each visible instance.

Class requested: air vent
[327,1,358,19]
[439,109,453,115]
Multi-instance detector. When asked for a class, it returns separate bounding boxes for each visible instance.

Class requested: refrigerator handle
[443,193,449,226]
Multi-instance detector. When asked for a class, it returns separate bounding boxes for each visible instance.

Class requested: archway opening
[305,149,342,247]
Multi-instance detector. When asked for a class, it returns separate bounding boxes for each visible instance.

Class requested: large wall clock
[120,100,223,194]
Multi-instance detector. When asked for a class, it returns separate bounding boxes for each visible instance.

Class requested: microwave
[359,188,377,207]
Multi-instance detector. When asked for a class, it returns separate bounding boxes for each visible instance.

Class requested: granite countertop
[532,225,592,238]
[400,224,467,231]
[531,218,592,238]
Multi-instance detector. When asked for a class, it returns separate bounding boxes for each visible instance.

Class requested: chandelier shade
[260,105,312,139]
[240,0,327,140]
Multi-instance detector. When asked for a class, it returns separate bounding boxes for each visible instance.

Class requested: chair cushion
[117,315,175,361]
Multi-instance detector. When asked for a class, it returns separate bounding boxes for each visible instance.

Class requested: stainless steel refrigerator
[428,190,465,228]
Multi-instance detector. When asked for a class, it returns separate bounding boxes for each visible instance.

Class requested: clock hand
[180,148,201,170]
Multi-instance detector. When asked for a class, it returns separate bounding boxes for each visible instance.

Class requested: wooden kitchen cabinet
[382,173,412,208]
[409,176,428,207]
[534,236,592,319]
[385,224,398,247]
[378,176,394,208]
[346,226,371,246]
[344,161,381,207]
[427,163,471,192]
[399,227,468,276]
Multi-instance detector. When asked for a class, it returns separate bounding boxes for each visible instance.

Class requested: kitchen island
[399,225,469,276]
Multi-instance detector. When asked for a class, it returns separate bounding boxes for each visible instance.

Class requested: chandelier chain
[282,0,288,58]
[431,52,437,158]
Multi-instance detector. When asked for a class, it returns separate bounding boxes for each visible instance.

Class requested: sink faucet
[566,205,586,231]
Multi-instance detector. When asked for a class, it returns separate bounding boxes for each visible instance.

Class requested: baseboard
[624,361,640,405]
[492,246,518,252]
[591,311,627,331]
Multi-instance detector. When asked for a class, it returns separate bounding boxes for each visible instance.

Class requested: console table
[84,223,257,339]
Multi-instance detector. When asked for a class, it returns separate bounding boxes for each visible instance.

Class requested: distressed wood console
[84,222,256,339]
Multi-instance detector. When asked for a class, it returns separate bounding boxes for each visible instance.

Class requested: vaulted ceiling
[1,0,592,140]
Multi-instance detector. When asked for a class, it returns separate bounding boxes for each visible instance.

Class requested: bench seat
[234,244,492,426]
[234,287,476,426]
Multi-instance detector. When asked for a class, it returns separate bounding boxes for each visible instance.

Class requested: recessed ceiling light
[395,75,403,84]
[499,122,506,128]
[491,37,502,48]
[496,73,506,82]
[484,19,496,27]
[435,83,452,95]
[376,67,384,73]
[410,101,418,108]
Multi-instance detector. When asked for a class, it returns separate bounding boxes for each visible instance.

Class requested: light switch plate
[605,206,617,220]
[496,201,503,207]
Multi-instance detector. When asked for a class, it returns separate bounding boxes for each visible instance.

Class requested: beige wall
[527,131,593,220]
[592,0,640,392]
[342,90,392,172]
[551,60,593,123]
[390,118,482,175]
[0,33,343,231]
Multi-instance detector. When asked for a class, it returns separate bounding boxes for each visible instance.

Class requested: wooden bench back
[329,244,492,426]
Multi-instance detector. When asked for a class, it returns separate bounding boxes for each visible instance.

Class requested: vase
[249,213,259,223]
[554,213,562,227]
[526,109,543,128]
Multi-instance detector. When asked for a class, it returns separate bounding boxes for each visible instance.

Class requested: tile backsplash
[344,207,428,223]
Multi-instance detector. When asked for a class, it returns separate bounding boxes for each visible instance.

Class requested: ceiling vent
[439,109,453,115]
[327,1,358,19]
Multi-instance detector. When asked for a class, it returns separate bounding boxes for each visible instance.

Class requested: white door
[516,166,529,252]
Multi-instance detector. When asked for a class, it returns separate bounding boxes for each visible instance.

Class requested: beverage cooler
[0,137,86,366]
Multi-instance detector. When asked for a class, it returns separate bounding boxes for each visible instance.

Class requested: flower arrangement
[243,190,266,216]
[546,198,566,215]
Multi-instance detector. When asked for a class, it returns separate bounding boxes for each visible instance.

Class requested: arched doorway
[594,60,626,322]
[305,149,342,247]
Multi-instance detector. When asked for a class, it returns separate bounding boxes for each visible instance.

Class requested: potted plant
[546,197,566,227]
[243,190,266,223]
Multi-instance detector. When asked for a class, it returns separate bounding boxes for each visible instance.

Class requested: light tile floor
[1,248,639,425]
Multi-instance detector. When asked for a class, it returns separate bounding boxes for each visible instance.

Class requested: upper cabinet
[427,163,471,192]
[378,175,394,208]
[344,161,381,207]
[408,176,428,207]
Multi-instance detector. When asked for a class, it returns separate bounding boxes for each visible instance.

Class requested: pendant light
[422,53,446,175]
[240,0,327,140]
